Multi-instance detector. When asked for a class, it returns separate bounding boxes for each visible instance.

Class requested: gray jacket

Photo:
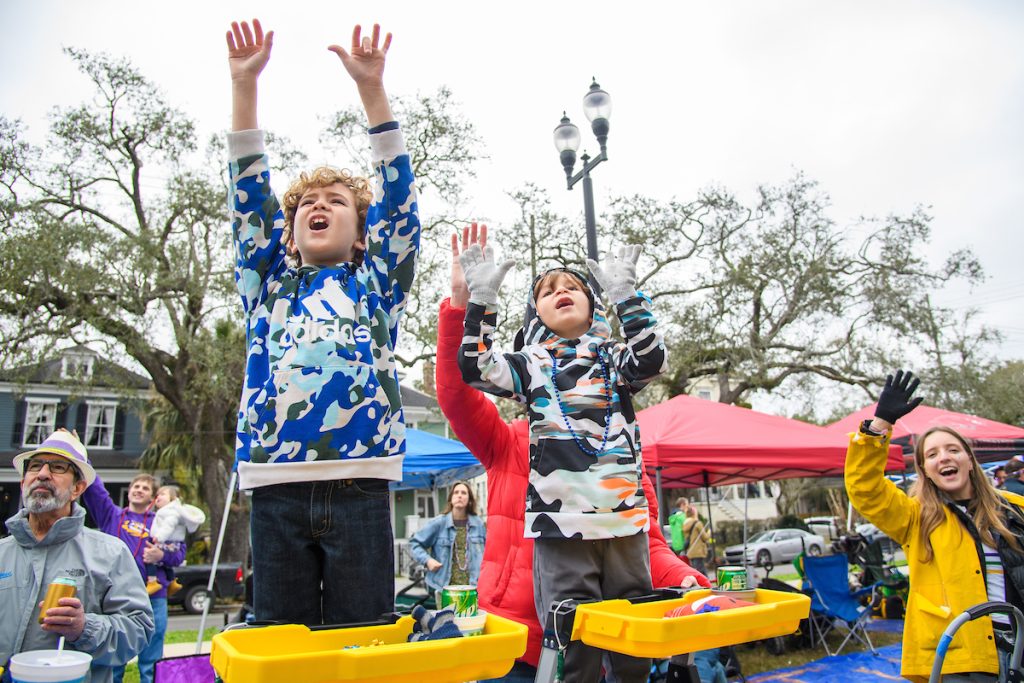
[1,504,155,683]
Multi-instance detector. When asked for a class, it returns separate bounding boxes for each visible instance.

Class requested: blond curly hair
[282,167,373,267]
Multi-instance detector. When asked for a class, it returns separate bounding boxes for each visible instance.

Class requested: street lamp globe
[553,113,581,180]
[582,79,611,151]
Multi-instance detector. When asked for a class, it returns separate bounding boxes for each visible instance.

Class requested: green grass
[164,626,220,644]
[123,663,140,683]
[735,627,902,675]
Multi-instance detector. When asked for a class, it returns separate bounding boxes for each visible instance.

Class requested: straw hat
[13,430,96,486]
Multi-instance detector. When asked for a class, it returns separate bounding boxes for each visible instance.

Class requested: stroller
[929,601,1024,683]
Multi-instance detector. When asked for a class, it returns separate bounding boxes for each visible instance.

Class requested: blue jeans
[480,660,538,682]
[112,597,166,683]
[250,479,394,626]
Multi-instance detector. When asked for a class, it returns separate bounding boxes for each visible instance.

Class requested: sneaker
[146,579,162,596]
[167,579,183,597]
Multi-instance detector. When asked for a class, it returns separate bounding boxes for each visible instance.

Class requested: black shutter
[112,407,126,451]
[75,403,88,440]
[56,402,69,429]
[11,400,26,447]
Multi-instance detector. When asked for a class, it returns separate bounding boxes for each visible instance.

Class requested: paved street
[168,605,234,632]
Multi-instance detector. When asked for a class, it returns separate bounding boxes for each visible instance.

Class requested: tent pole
[197,469,237,654]
[742,479,749,576]
[655,467,664,526]
[703,470,715,570]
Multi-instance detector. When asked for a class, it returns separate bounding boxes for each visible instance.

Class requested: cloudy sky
[2,0,1022,411]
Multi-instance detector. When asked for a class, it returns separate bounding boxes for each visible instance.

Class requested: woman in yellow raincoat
[845,370,1024,681]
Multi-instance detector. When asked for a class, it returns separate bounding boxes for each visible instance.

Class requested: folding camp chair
[154,653,216,683]
[801,553,878,657]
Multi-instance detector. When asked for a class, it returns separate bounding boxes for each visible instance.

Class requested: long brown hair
[910,426,1020,562]
[442,480,478,517]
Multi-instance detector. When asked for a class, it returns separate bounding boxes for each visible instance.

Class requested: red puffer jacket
[436,298,711,666]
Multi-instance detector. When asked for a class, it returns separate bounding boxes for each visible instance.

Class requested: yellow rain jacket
[845,428,1024,681]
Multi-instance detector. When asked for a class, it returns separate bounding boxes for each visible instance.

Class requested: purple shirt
[80,474,185,599]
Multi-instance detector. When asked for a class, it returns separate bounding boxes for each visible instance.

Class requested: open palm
[328,24,391,88]
[226,19,273,81]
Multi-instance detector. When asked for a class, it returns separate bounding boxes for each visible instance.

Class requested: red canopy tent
[637,393,904,490]
[826,405,1024,464]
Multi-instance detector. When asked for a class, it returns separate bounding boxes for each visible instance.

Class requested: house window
[85,403,117,449]
[23,399,59,447]
[414,490,436,519]
[697,390,712,400]
[61,355,94,380]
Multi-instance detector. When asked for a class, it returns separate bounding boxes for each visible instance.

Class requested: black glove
[874,369,923,424]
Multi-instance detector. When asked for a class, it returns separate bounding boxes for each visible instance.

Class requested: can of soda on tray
[39,576,78,623]
[716,566,748,591]
[440,585,478,617]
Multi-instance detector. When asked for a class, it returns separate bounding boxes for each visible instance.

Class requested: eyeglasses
[26,458,77,475]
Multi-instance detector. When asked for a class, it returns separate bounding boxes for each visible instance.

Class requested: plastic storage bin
[570,587,811,658]
[210,612,527,683]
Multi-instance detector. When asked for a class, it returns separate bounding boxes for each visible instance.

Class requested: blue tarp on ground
[746,643,903,682]
[392,428,483,491]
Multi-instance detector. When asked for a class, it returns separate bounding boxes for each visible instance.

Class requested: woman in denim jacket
[409,481,486,595]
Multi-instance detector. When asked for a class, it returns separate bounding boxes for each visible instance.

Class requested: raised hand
[328,24,391,89]
[226,19,273,83]
[874,369,923,425]
[587,244,641,303]
[451,223,488,309]
[459,243,514,307]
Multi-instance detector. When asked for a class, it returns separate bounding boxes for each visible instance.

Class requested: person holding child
[456,232,666,681]
[846,370,1024,681]
[144,485,205,597]
[225,18,420,626]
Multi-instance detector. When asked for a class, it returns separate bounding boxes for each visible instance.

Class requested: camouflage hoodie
[228,126,419,490]
[458,274,666,540]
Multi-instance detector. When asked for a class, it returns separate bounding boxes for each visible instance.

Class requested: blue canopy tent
[392,428,484,490]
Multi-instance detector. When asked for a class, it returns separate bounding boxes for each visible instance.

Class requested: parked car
[723,529,826,567]
[803,516,840,541]
[169,562,245,614]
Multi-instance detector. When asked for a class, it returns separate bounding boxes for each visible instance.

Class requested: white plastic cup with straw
[8,648,91,683]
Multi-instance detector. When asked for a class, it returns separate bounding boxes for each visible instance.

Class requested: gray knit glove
[587,245,641,304]
[459,243,515,307]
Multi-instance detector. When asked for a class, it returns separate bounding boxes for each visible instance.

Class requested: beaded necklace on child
[549,347,613,457]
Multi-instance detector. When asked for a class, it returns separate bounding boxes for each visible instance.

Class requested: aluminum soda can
[716,566,748,591]
[440,585,478,617]
[39,576,77,623]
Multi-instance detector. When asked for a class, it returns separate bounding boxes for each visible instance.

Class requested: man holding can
[0,429,154,683]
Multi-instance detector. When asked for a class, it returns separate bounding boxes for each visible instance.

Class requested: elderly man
[81,470,185,683]
[0,430,154,683]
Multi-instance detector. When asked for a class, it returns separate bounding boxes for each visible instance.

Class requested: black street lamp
[553,79,612,281]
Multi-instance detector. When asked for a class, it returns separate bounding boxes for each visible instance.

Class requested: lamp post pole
[554,79,612,292]
[578,153,600,266]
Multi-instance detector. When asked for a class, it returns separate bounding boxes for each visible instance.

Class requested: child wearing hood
[457,242,666,682]
[145,485,206,596]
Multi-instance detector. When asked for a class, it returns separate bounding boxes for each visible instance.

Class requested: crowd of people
[3,13,1022,683]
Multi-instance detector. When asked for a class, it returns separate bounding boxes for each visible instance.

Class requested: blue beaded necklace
[549,347,614,457]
